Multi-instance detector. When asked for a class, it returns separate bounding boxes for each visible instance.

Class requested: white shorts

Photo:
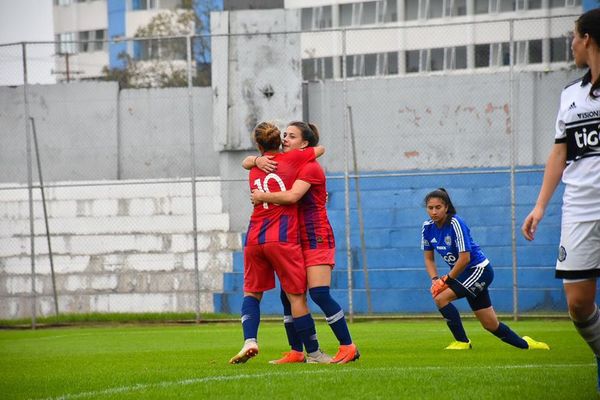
[556,220,600,280]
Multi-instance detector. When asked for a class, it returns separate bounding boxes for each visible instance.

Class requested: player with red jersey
[230,121,329,365]
[248,122,359,364]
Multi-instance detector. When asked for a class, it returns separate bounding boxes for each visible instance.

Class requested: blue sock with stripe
[492,322,528,349]
[241,296,260,341]
[293,313,319,353]
[310,286,352,345]
[280,289,303,352]
[439,303,469,342]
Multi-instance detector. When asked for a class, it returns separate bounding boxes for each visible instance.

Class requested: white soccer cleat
[306,349,332,364]
[229,340,259,364]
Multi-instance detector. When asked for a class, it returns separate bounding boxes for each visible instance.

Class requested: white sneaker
[306,349,332,364]
[229,340,259,364]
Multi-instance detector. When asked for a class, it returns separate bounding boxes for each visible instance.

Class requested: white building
[52,0,203,81]
[284,0,584,80]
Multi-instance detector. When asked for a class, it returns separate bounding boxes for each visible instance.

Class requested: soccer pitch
[0,319,594,399]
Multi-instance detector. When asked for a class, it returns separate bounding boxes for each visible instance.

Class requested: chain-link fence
[0,13,582,326]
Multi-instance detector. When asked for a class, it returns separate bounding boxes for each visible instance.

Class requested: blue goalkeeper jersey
[421,215,489,271]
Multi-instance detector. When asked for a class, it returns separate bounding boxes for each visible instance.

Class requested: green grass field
[0,319,595,399]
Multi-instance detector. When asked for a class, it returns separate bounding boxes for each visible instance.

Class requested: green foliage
[0,320,595,399]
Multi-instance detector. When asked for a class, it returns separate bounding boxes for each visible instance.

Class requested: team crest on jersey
[558,245,567,262]
[444,235,452,246]
[423,239,429,247]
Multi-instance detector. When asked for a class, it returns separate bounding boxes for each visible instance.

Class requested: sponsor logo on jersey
[423,239,429,246]
[444,235,452,246]
[436,246,447,250]
[569,102,576,110]
[431,238,437,243]
[565,121,600,162]
[558,245,567,262]
[577,110,600,119]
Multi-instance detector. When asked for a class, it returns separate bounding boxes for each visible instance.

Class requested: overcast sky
[0,0,55,85]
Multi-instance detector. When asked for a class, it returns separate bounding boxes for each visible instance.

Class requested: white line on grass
[35,363,594,400]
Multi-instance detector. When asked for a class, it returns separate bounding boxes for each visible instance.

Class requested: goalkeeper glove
[430,275,450,297]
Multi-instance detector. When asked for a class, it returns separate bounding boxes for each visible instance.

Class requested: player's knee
[567,298,596,321]
[434,296,448,309]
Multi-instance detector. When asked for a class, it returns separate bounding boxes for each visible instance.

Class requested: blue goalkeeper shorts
[447,261,494,311]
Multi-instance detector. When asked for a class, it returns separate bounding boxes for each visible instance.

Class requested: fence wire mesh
[0,12,583,324]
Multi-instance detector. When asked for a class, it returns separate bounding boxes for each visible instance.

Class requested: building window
[491,42,511,66]
[474,0,489,14]
[379,51,399,74]
[445,0,467,16]
[406,50,420,72]
[407,0,466,20]
[516,0,542,10]
[550,36,573,62]
[378,0,398,23]
[78,29,106,53]
[56,32,77,54]
[514,40,542,64]
[445,46,467,69]
[550,0,581,6]
[301,6,332,30]
[302,57,335,81]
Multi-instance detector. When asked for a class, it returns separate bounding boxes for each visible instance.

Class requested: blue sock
[492,322,528,349]
[310,286,352,345]
[293,313,319,353]
[439,303,469,342]
[241,296,260,341]
[280,289,303,352]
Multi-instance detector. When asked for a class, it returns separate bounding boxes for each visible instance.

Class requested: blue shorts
[447,262,494,311]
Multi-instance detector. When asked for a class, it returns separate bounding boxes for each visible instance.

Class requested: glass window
[378,0,398,22]
[550,36,571,62]
[528,0,542,9]
[58,32,77,54]
[499,0,514,12]
[406,50,420,72]
[362,2,377,24]
[94,30,106,51]
[446,0,467,16]
[319,6,332,28]
[405,0,419,20]
[491,42,511,65]
[429,0,443,18]
[364,53,377,76]
[79,31,90,53]
[550,0,565,7]
[430,48,444,71]
[303,59,316,80]
[386,51,399,74]
[475,43,490,67]
[528,39,542,63]
[301,8,313,30]
[474,0,489,13]
[446,46,467,69]
[340,3,353,26]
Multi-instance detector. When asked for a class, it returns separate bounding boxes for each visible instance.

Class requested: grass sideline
[0,311,571,328]
[0,319,594,399]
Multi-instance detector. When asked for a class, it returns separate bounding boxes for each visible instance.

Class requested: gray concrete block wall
[0,179,241,319]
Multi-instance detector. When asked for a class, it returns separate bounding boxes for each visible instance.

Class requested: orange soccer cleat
[269,350,306,364]
[330,343,360,364]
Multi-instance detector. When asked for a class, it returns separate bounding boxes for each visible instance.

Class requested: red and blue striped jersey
[245,148,316,246]
[297,161,335,249]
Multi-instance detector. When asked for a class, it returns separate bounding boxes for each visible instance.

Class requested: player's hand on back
[257,155,277,173]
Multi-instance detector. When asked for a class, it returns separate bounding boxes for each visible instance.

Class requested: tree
[102,1,211,88]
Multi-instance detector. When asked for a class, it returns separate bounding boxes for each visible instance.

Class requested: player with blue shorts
[422,188,549,350]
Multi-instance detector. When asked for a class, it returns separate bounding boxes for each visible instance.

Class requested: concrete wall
[0,82,219,183]
[0,179,240,319]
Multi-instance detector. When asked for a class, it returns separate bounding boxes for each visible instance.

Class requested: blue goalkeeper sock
[439,303,469,343]
[293,313,319,353]
[491,322,528,349]
[241,296,260,341]
[310,286,352,345]
[280,289,303,352]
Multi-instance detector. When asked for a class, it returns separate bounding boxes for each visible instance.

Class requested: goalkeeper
[421,188,549,350]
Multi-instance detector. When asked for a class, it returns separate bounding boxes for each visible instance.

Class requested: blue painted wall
[583,0,600,11]
[214,168,577,315]
[107,0,127,69]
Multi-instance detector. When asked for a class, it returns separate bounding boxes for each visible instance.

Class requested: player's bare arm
[252,179,311,205]
[521,143,566,241]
